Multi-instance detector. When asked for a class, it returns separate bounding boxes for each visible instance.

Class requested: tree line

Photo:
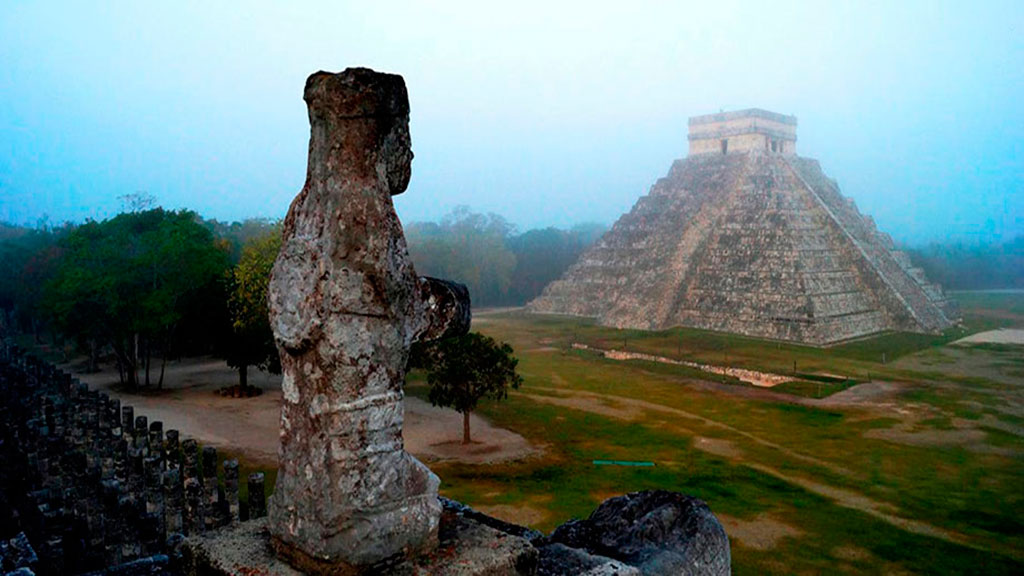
[0,209,282,390]
[907,236,1023,290]
[406,206,606,307]
[0,205,604,390]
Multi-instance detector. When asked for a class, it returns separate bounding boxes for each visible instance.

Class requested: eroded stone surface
[548,490,731,576]
[536,543,639,576]
[267,68,470,570]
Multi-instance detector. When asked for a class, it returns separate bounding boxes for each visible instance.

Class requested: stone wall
[0,343,269,575]
[688,109,797,156]
[689,132,796,156]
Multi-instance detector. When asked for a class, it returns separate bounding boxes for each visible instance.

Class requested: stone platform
[181,491,729,576]
[181,503,537,576]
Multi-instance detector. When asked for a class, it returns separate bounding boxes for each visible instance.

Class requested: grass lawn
[425,292,1024,574]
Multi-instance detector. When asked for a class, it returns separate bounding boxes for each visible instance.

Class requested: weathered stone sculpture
[267,68,471,571]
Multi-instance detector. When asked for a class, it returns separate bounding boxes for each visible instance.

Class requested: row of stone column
[0,344,268,575]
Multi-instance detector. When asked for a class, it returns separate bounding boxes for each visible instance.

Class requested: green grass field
[414,291,1024,574]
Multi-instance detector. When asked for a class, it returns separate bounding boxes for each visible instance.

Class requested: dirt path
[716,513,804,550]
[521,386,1000,556]
[67,357,538,468]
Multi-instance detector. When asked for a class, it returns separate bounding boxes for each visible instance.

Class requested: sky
[1,1,1021,246]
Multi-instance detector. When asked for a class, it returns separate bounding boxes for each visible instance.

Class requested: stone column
[181,440,201,534]
[182,439,199,481]
[164,467,184,536]
[201,446,220,531]
[149,421,164,464]
[223,459,240,523]
[247,472,266,520]
[143,456,165,554]
[133,415,149,457]
[267,68,470,571]
[121,406,134,437]
[165,429,180,470]
[184,477,203,536]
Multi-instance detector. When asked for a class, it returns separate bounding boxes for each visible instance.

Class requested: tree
[44,209,229,388]
[413,332,523,444]
[406,208,607,307]
[224,226,282,389]
[506,222,606,304]
[406,207,517,306]
[0,223,65,342]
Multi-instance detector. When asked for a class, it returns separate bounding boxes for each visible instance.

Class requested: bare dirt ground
[65,356,538,468]
[716,513,804,550]
[474,503,549,527]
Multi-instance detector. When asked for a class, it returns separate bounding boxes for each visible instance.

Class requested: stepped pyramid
[528,109,958,345]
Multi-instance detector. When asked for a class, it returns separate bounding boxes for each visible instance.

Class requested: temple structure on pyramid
[528,109,958,346]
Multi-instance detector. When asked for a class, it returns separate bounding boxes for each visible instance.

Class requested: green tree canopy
[224,225,282,388]
[0,222,65,339]
[44,208,229,387]
[413,331,523,444]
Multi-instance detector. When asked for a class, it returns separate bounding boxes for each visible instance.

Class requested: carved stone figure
[266,68,470,571]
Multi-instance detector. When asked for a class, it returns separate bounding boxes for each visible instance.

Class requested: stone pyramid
[528,109,957,346]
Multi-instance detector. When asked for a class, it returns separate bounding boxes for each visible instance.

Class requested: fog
[1,0,1020,245]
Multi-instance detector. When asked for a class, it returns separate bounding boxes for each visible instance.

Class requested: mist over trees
[0,221,69,340]
[908,236,1023,290]
[405,207,607,306]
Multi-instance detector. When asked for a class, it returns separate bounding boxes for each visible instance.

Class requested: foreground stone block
[548,491,730,575]
[266,68,470,571]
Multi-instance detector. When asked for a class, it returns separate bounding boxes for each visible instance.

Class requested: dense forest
[0,206,605,389]
[0,210,283,389]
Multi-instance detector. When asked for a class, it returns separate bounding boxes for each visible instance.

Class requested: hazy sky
[1,1,1020,245]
